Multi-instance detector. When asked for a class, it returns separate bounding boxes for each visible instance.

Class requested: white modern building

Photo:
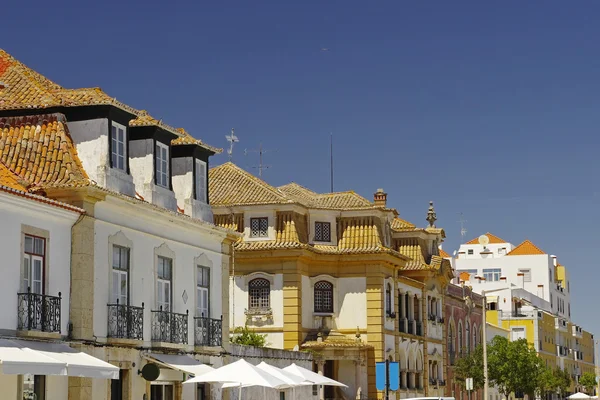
[449,233,570,320]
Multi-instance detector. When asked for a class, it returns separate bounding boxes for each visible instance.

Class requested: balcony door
[196,266,210,319]
[157,257,172,312]
[112,246,129,305]
[23,235,45,295]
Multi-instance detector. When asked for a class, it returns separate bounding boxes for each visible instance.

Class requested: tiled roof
[209,162,291,206]
[278,182,317,202]
[0,163,27,190]
[301,338,373,349]
[0,50,220,153]
[0,114,89,190]
[439,248,451,258]
[466,232,507,245]
[170,127,223,154]
[391,218,416,230]
[506,239,546,256]
[0,179,85,213]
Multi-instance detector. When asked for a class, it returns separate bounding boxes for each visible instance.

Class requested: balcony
[438,380,446,386]
[107,301,144,341]
[437,316,444,324]
[399,318,408,333]
[557,345,569,357]
[151,308,188,345]
[408,320,415,335]
[428,314,436,322]
[194,316,223,347]
[17,289,61,333]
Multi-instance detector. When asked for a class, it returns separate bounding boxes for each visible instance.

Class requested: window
[465,322,470,353]
[155,142,170,188]
[23,235,45,294]
[248,278,270,310]
[250,217,268,238]
[511,327,526,341]
[196,384,206,400]
[195,159,207,202]
[23,374,45,400]
[151,384,174,400]
[112,246,130,305]
[314,221,331,242]
[482,268,501,282]
[473,324,477,348]
[458,321,463,353]
[157,257,172,311]
[498,248,506,255]
[196,266,210,318]
[111,122,127,171]
[518,268,531,282]
[467,249,474,255]
[314,281,334,313]
[385,283,392,316]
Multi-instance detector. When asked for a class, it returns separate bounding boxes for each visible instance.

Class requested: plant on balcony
[579,372,595,394]
[230,325,267,347]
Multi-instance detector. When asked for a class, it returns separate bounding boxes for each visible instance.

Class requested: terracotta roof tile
[0,163,27,191]
[439,248,451,258]
[466,232,507,245]
[391,218,417,231]
[0,114,89,190]
[278,182,317,202]
[506,239,546,256]
[209,162,290,206]
[170,127,222,154]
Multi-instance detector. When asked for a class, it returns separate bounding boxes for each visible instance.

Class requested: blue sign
[388,362,399,391]
[375,361,400,391]
[376,362,386,391]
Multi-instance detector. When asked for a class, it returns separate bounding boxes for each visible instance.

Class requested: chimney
[551,255,557,267]
[374,188,387,207]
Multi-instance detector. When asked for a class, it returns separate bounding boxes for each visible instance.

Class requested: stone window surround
[194,253,213,318]
[154,243,176,310]
[309,275,338,316]
[21,224,51,295]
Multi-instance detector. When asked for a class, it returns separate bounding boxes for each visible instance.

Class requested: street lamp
[481,286,511,400]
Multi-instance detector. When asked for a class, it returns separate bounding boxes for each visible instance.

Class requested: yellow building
[209,163,454,399]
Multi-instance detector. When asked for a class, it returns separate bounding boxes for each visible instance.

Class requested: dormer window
[250,217,268,238]
[314,221,331,242]
[155,142,170,188]
[195,159,207,202]
[111,122,127,171]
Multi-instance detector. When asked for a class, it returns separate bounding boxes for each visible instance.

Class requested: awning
[146,353,214,377]
[16,340,119,379]
[0,339,67,376]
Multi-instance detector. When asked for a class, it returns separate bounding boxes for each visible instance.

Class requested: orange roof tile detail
[506,239,546,256]
[0,163,27,191]
[466,232,507,245]
[0,114,89,190]
[439,248,451,258]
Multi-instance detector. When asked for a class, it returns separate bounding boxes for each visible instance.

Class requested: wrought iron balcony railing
[151,307,188,344]
[107,301,144,340]
[438,379,446,386]
[17,288,61,333]
[194,316,223,347]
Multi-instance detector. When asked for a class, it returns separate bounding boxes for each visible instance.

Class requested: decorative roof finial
[426,201,437,228]
[355,326,361,342]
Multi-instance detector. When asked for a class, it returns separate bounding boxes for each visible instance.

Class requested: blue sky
[3,1,599,336]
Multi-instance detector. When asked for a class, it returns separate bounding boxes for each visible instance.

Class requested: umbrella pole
[239,384,242,400]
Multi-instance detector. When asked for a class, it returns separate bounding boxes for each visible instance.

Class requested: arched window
[314,281,334,313]
[473,324,477,349]
[465,321,471,354]
[248,278,270,310]
[385,283,392,315]
[458,321,463,356]
[448,323,455,355]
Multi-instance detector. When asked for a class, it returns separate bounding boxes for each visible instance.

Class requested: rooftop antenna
[245,143,276,178]
[330,132,334,193]
[458,212,467,242]
[225,128,239,162]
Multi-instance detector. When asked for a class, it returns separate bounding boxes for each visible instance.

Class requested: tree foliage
[579,372,597,394]
[230,325,267,347]
[454,336,572,399]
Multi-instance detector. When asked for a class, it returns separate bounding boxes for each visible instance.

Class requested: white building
[450,233,570,320]
[0,49,239,400]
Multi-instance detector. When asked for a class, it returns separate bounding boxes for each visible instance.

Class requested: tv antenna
[225,129,239,162]
[330,132,334,193]
[245,143,276,178]
[458,212,467,241]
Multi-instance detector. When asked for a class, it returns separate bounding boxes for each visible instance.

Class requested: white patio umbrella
[569,393,592,399]
[184,359,288,400]
[283,363,347,387]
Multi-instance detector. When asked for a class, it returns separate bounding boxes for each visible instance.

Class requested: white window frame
[196,266,210,318]
[111,245,130,305]
[195,159,207,202]
[23,235,45,295]
[157,256,172,311]
[155,141,170,188]
[482,268,501,282]
[111,121,127,171]
[519,268,532,282]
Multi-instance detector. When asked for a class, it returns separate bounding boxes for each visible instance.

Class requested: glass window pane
[34,238,44,255]
[112,271,119,302]
[24,236,33,253]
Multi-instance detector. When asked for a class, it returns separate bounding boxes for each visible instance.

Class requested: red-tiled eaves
[0,184,85,213]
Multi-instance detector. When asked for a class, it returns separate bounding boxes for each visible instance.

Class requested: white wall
[92,198,225,347]
[231,273,284,330]
[0,191,79,335]
[243,210,277,241]
[307,210,338,245]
